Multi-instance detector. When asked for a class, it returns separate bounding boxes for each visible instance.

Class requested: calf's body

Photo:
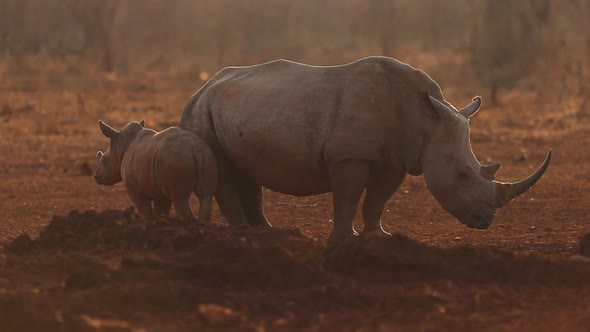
[95,121,217,222]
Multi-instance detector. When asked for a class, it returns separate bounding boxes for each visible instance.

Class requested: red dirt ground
[1,62,589,331]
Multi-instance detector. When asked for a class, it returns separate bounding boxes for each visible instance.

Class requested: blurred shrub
[0,0,587,98]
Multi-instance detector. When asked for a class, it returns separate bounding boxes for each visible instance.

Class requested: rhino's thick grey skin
[180,56,551,243]
[95,121,217,222]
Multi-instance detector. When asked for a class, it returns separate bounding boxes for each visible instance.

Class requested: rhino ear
[428,95,458,123]
[99,120,118,138]
[139,120,145,127]
[459,96,482,119]
[96,151,104,161]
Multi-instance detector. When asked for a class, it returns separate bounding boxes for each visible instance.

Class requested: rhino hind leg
[236,177,271,228]
[213,159,249,225]
[327,160,371,245]
[362,170,406,235]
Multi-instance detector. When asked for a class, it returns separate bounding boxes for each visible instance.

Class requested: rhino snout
[459,211,495,230]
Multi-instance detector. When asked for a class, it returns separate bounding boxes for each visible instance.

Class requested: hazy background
[0,0,588,107]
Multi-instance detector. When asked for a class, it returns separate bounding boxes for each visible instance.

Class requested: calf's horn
[495,150,552,207]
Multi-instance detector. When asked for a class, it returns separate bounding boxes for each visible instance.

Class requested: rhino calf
[95,120,217,222]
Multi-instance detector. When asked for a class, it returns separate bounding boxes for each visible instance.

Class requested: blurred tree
[0,0,586,98]
[63,0,119,71]
[471,0,544,105]
[0,0,39,55]
[368,0,396,56]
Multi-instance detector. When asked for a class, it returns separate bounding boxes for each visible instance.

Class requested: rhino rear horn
[480,163,501,180]
[495,150,552,207]
[428,96,458,123]
[459,96,482,119]
[99,120,118,138]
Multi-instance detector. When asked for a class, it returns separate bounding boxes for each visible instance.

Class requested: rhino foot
[365,228,392,235]
[327,229,359,246]
[362,229,393,241]
[253,221,272,229]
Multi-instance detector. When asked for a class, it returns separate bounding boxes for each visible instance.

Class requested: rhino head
[421,95,551,229]
[95,120,145,186]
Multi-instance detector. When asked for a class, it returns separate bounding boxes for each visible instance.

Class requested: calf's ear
[99,120,118,138]
[96,151,104,161]
[139,120,145,127]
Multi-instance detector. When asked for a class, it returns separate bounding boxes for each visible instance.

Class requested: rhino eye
[457,170,470,180]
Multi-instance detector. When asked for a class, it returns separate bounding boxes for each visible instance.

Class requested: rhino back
[180,57,443,194]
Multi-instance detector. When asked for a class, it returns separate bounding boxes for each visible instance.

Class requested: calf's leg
[197,195,214,223]
[173,198,195,221]
[153,199,172,216]
[128,193,153,221]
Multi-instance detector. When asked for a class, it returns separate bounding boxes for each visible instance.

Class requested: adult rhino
[180,56,551,243]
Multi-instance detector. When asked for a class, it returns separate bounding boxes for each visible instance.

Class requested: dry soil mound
[1,209,589,331]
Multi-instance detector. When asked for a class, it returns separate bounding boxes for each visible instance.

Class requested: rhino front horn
[495,150,552,207]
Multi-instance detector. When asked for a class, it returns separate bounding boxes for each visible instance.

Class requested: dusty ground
[0,59,589,331]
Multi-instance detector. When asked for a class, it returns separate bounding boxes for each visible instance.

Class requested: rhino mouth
[458,210,495,229]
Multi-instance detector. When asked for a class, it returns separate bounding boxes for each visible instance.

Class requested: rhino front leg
[327,160,370,245]
[362,170,406,235]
